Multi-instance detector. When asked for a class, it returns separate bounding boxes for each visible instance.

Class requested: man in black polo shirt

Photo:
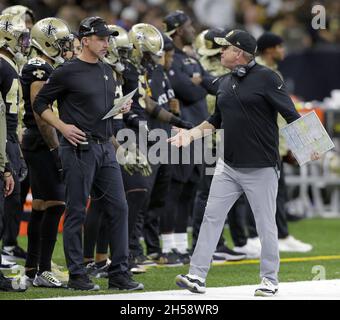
[170,30,317,297]
[33,16,143,291]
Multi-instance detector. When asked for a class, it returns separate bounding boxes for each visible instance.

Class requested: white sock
[161,234,175,253]
[174,233,188,254]
[188,274,205,283]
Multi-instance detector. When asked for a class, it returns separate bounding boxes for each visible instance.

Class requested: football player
[20,17,73,287]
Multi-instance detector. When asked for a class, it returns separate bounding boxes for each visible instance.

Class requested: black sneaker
[2,246,27,262]
[68,274,100,291]
[175,274,206,294]
[172,249,190,264]
[85,260,110,278]
[133,255,157,266]
[157,252,183,267]
[108,272,144,291]
[214,245,247,261]
[0,272,27,292]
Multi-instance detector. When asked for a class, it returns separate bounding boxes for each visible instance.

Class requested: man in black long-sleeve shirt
[170,30,316,297]
[33,17,143,291]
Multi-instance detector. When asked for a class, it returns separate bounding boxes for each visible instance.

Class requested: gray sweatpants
[189,159,280,285]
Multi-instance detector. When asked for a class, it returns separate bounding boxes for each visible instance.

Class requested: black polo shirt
[208,63,300,168]
[33,58,116,141]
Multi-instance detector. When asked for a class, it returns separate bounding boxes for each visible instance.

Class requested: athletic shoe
[212,253,226,263]
[85,260,111,278]
[157,252,183,267]
[129,261,147,274]
[0,272,27,292]
[247,237,262,251]
[33,271,65,288]
[233,242,261,259]
[278,236,313,252]
[254,278,278,297]
[68,274,100,291]
[172,249,190,264]
[0,257,18,270]
[214,245,247,261]
[133,255,157,266]
[1,246,27,262]
[108,272,144,291]
[175,274,206,294]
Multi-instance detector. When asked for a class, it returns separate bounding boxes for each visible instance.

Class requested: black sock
[25,209,44,270]
[26,268,38,279]
[38,205,64,274]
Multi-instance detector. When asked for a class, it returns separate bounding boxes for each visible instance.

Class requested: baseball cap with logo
[214,29,257,55]
[78,16,118,38]
[163,10,189,36]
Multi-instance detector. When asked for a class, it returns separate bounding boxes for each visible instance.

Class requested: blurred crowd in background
[2,0,340,55]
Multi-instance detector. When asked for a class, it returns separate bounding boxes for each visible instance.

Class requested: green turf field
[1,217,340,300]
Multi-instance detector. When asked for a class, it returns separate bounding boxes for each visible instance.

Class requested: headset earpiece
[232,59,256,78]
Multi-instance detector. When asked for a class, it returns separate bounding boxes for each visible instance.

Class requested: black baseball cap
[163,10,189,36]
[214,29,257,55]
[257,32,283,53]
[78,17,118,38]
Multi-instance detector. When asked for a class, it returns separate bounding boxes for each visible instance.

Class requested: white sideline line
[43,279,340,300]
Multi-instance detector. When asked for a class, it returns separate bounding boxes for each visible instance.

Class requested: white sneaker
[233,242,261,259]
[175,274,206,294]
[254,278,279,297]
[247,237,261,251]
[278,236,313,252]
[0,257,18,270]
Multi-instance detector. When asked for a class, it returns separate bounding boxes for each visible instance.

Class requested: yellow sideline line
[211,255,340,266]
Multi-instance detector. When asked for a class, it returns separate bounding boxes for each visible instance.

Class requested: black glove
[170,116,194,129]
[18,158,28,182]
[50,148,63,182]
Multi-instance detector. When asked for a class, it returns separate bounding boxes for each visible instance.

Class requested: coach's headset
[232,59,256,78]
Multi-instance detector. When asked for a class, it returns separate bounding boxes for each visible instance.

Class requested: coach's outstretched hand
[167,127,192,148]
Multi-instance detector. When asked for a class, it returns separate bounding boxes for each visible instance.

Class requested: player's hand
[120,99,132,114]
[4,172,15,197]
[167,127,192,148]
[60,123,86,146]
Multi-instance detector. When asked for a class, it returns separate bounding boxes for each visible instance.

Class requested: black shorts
[23,148,65,202]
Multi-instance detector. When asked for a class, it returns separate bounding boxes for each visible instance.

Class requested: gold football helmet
[103,25,132,70]
[2,5,35,29]
[30,17,73,64]
[128,23,163,64]
[0,13,29,58]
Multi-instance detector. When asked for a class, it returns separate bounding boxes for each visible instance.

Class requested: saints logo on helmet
[103,25,132,72]
[2,5,35,29]
[128,23,164,65]
[30,17,73,64]
[0,13,29,59]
